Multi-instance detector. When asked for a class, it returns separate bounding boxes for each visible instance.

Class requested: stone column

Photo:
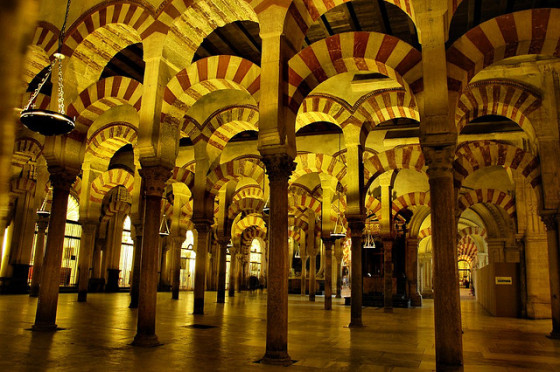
[32,172,76,331]
[309,253,317,301]
[77,223,97,302]
[406,238,422,306]
[260,153,295,365]
[348,218,365,328]
[29,215,49,297]
[236,253,244,292]
[129,223,142,308]
[383,237,393,313]
[542,213,560,338]
[228,246,237,297]
[322,238,335,310]
[334,240,343,298]
[300,255,307,296]
[192,220,212,314]
[159,240,171,291]
[424,146,463,367]
[216,238,229,303]
[171,235,184,300]
[132,166,170,347]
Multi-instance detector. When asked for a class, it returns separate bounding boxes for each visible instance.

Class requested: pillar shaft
[309,254,316,301]
[348,219,365,328]
[77,223,97,302]
[171,236,183,300]
[132,166,170,347]
[300,256,307,296]
[33,173,75,331]
[260,153,294,365]
[129,224,142,308]
[383,238,393,313]
[193,220,212,314]
[228,247,237,297]
[217,240,228,303]
[323,239,334,310]
[424,146,463,367]
[542,214,560,338]
[29,217,48,297]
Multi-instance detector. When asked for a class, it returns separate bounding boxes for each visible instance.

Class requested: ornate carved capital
[261,153,296,182]
[49,171,77,191]
[192,219,213,234]
[541,212,558,232]
[422,145,455,179]
[139,166,171,197]
[36,215,50,230]
[81,222,97,236]
[347,217,365,237]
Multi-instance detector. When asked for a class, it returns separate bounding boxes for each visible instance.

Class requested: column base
[325,299,332,310]
[217,290,225,303]
[29,286,39,297]
[77,291,87,302]
[193,298,204,314]
[547,330,560,339]
[31,323,59,332]
[228,291,235,297]
[384,307,393,313]
[435,362,463,372]
[348,321,364,328]
[410,293,423,307]
[131,333,162,347]
[259,351,293,366]
[171,290,179,300]
[309,295,315,302]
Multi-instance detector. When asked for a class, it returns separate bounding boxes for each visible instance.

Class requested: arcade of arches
[0,0,560,370]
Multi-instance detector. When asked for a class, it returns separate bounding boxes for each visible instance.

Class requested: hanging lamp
[20,0,75,136]
[330,133,346,240]
[363,221,376,249]
[159,214,170,237]
[37,198,51,218]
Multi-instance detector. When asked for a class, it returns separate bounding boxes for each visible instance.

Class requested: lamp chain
[57,57,65,114]
[24,63,53,111]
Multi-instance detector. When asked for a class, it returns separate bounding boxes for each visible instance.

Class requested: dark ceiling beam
[371,0,388,34]
[320,15,334,37]
[236,22,261,53]
[473,0,482,26]
[214,28,244,56]
[378,0,393,35]
[200,37,222,56]
[506,0,515,12]
[344,3,362,31]
[467,0,477,30]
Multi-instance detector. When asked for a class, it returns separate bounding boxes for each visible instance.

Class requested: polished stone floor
[0,289,558,371]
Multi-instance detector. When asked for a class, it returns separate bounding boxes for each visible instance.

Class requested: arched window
[180,230,195,290]
[60,195,81,286]
[119,216,134,287]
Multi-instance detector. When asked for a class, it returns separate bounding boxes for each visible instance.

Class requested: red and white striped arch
[233,185,264,203]
[457,236,478,264]
[283,0,416,49]
[457,188,516,218]
[288,32,422,112]
[86,123,138,160]
[228,197,266,220]
[455,80,542,135]
[206,157,265,195]
[169,163,196,190]
[453,141,541,189]
[241,226,267,248]
[292,153,347,184]
[67,77,142,135]
[103,198,132,217]
[418,227,432,241]
[364,144,426,185]
[290,192,322,216]
[297,94,353,132]
[205,105,259,153]
[164,56,260,121]
[457,226,488,242]
[447,9,560,92]
[160,0,258,71]
[12,137,43,167]
[89,168,135,203]
[233,214,266,239]
[365,195,382,219]
[353,88,419,127]
[392,192,430,216]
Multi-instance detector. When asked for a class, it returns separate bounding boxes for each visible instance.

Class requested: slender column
[29,215,49,297]
[32,172,76,331]
[260,153,295,365]
[216,239,228,303]
[348,218,365,328]
[237,253,244,292]
[406,238,422,306]
[383,237,393,313]
[129,223,142,308]
[171,236,184,300]
[309,253,317,301]
[77,223,97,302]
[300,255,307,296]
[542,213,560,338]
[322,238,334,310]
[192,220,212,314]
[228,246,237,297]
[424,146,463,367]
[159,241,171,290]
[334,240,343,298]
[132,166,170,347]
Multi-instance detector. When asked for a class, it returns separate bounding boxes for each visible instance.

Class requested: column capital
[139,166,171,197]
[36,214,50,230]
[261,153,296,182]
[48,171,77,190]
[192,219,213,234]
[422,145,455,178]
[347,217,365,236]
[80,222,97,235]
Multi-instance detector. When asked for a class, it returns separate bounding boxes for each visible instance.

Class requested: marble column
[216,239,229,303]
[383,237,393,313]
[406,238,422,306]
[171,235,184,300]
[542,213,560,339]
[29,215,49,297]
[424,146,463,367]
[77,223,97,302]
[323,238,335,310]
[309,253,317,301]
[348,218,365,328]
[228,246,237,297]
[300,255,307,296]
[132,166,170,347]
[32,172,76,331]
[334,240,343,298]
[193,220,212,314]
[260,153,295,365]
[129,223,142,308]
